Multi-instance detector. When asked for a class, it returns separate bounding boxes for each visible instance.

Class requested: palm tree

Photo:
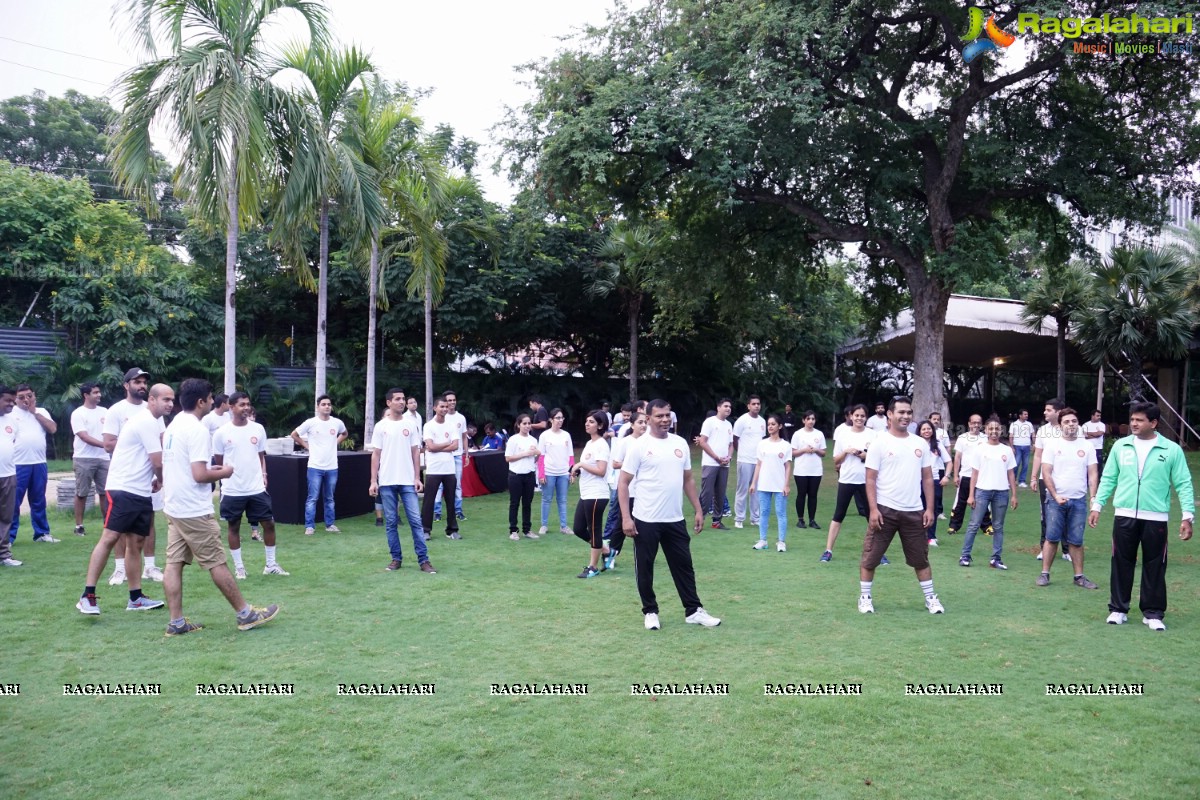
[1074,246,1196,402]
[1168,220,1200,309]
[1019,261,1092,400]
[590,223,665,402]
[111,0,330,394]
[271,43,380,397]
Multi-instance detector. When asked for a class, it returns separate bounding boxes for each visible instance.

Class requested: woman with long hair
[505,414,540,540]
[821,404,874,562]
[538,408,573,535]
[917,419,951,547]
[570,410,610,577]
[750,414,793,552]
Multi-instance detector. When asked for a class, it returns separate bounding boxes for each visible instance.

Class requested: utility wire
[0,35,132,67]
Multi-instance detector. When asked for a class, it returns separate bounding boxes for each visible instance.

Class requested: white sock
[143,556,156,570]
[264,546,276,567]
[919,579,935,599]
[231,548,244,569]
[115,558,125,572]
[860,580,872,596]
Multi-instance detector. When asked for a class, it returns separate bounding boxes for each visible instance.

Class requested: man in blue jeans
[433,390,470,522]
[9,385,58,543]
[290,395,348,535]
[1037,408,1099,589]
[370,388,435,574]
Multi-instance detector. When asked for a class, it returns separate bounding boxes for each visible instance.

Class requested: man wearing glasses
[8,384,58,543]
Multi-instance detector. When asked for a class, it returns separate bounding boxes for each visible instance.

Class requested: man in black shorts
[76,384,175,615]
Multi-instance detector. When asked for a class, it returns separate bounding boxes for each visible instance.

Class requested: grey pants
[699,465,729,522]
[0,475,14,560]
[735,462,759,524]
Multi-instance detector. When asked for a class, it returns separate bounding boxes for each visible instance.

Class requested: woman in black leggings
[790,410,826,529]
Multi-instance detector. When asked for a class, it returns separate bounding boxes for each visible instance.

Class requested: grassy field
[5,451,1200,799]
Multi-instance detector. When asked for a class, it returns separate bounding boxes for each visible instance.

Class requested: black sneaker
[73,525,86,536]
[375,518,384,527]
[456,512,466,521]
[165,618,204,636]
[711,521,729,530]
[808,519,821,531]
[446,532,462,540]
[796,519,808,529]
[1073,574,1098,589]
[576,565,601,579]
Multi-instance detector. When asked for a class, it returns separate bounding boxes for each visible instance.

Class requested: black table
[265,451,374,525]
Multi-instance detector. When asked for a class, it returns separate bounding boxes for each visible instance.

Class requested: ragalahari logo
[960,7,1017,63]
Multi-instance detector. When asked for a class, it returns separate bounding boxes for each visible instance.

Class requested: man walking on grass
[370,388,435,574]
[103,368,163,584]
[161,378,278,636]
[859,396,943,615]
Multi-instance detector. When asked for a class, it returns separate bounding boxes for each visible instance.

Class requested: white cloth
[866,431,934,512]
[755,438,792,493]
[202,410,231,435]
[212,421,268,496]
[163,412,216,517]
[106,411,163,496]
[0,412,16,477]
[621,433,690,523]
[732,413,766,464]
[955,432,985,478]
[578,438,610,500]
[834,427,875,484]
[423,418,459,474]
[103,399,146,440]
[699,415,733,467]
[1008,419,1034,447]
[1081,420,1106,451]
[445,411,468,447]
[607,434,629,489]
[790,428,826,477]
[966,442,1016,491]
[506,433,539,475]
[371,416,421,486]
[1042,436,1096,499]
[865,415,888,432]
[295,416,346,470]
[11,406,51,464]
[71,405,109,460]
[538,429,574,476]
[1034,423,1060,453]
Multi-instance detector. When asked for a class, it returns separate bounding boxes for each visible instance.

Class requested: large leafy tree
[505,0,1200,421]
[111,0,330,393]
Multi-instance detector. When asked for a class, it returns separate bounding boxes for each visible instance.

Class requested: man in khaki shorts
[161,378,278,636]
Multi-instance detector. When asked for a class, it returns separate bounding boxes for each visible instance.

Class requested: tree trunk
[1056,324,1067,401]
[364,237,380,446]
[315,196,330,397]
[627,299,640,403]
[223,152,240,395]
[425,270,434,414]
[907,277,951,427]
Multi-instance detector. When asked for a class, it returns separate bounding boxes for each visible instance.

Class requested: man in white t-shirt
[698,398,734,530]
[618,399,720,630]
[860,396,942,614]
[102,367,163,583]
[1082,410,1107,470]
[1038,407,1099,589]
[947,414,990,535]
[422,395,462,539]
[161,378,278,636]
[1029,398,1065,558]
[8,384,58,543]
[76,383,174,616]
[202,394,231,436]
[433,389,470,522]
[1008,408,1034,487]
[732,395,766,528]
[865,402,888,433]
[370,387,433,573]
[0,387,22,567]
[70,381,110,536]
[291,395,349,535]
[213,391,288,580]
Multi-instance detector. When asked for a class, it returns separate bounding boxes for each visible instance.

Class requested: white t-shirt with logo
[755,438,793,493]
[506,433,539,476]
[105,411,163,496]
[1034,423,1060,453]
[699,415,733,468]
[578,438,611,500]
[371,416,421,486]
[966,442,1016,492]
[71,405,109,460]
[0,412,16,478]
[12,406,51,465]
[1042,437,1097,499]
[1009,419,1034,447]
[1081,420,1105,451]
[834,427,875,485]
[163,412,217,518]
[866,431,934,512]
[103,398,147,440]
[607,434,629,490]
[445,411,468,455]
[733,413,766,465]
[791,428,826,477]
[296,416,346,471]
[621,433,690,523]
[955,432,985,479]
[538,429,574,476]
[423,418,459,474]
[212,421,267,496]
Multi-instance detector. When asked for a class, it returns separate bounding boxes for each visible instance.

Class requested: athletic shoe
[524,531,540,540]
[644,613,660,630]
[1143,617,1166,632]
[989,557,1007,570]
[734,521,744,529]
[938,513,947,520]
[959,556,971,567]
[73,525,86,536]
[33,534,60,543]
[457,512,467,521]
[76,594,100,615]
[946,528,957,536]
[752,540,768,550]
[107,567,126,585]
[1062,552,1072,562]
[263,564,289,576]
[604,550,618,571]
[1018,482,1028,489]
[126,595,165,611]
[420,562,436,574]
[143,565,164,582]
[795,519,808,529]
[434,514,441,522]
[928,538,939,547]
[325,525,340,533]
[925,594,945,614]
[251,529,262,541]
[447,532,462,540]
[1073,575,1098,589]
[386,560,401,571]
[819,550,832,562]
[1036,572,1050,586]
[304,527,315,536]
[509,532,520,541]
[538,526,548,536]
[879,555,890,565]
[808,519,821,531]
[374,518,384,527]
[1106,611,1128,625]
[165,619,203,636]
[235,565,247,580]
[1035,552,1044,561]
[577,566,601,579]
[685,608,721,627]
[560,526,572,535]
[237,604,280,631]
[776,541,787,552]
[857,594,874,614]
[1,557,21,566]
[711,521,729,530]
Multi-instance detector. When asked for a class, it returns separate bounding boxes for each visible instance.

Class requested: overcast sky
[0,0,634,203]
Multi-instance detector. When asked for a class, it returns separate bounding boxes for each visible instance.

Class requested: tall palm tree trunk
[364,237,380,444]
[627,299,640,402]
[223,151,240,394]
[425,270,434,413]
[315,196,330,396]
[1055,322,1067,400]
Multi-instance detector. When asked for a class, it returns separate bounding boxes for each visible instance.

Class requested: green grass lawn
[5,451,1200,799]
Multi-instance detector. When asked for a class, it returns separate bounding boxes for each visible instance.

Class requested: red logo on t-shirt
[444,433,450,439]
[914,448,924,458]
[777,452,785,459]
[674,449,684,458]
[250,436,259,445]
[329,428,336,435]
[1001,455,1008,461]
[3,426,11,435]
[402,429,410,437]
[1077,449,1086,458]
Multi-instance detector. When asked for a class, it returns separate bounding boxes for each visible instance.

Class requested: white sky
[0,0,633,204]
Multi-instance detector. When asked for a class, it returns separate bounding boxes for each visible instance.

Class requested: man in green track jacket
[1089,402,1194,631]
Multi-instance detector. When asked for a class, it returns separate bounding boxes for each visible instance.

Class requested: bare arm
[191,459,232,484]
[683,466,703,533]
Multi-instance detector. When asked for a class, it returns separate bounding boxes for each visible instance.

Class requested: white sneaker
[538,526,548,536]
[752,540,768,550]
[142,565,164,582]
[858,594,875,614]
[1018,482,1028,488]
[1142,617,1166,632]
[938,513,947,520]
[509,532,520,541]
[1,557,22,567]
[1036,553,1044,561]
[928,539,939,547]
[235,565,247,580]
[263,564,289,576]
[685,607,721,627]
[926,594,945,614]
[33,534,60,543]
[644,612,660,630]
[1106,611,1128,625]
[304,527,315,536]
[108,567,126,586]
[734,521,744,529]
[776,541,786,552]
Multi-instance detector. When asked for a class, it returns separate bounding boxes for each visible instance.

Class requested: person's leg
[442,475,459,535]
[794,476,806,522]
[1108,517,1140,615]
[27,463,49,537]
[399,486,428,564]
[555,475,569,530]
[775,492,788,541]
[508,473,522,533]
[632,520,662,615]
[1064,498,1088,578]
[323,469,338,529]
[807,476,821,523]
[948,481,969,531]
[540,474,552,531]
[520,473,534,533]
[84,529,124,586]
[825,482,855,553]
[1138,520,1170,621]
[757,491,770,542]
[1040,499,1065,571]
[659,520,703,615]
[699,466,716,523]
[959,489,991,562]
[852,482,869,517]
[73,460,90,527]
[1038,481,1048,548]
[932,471,944,519]
[734,463,752,524]
[987,490,1009,561]
[421,476,439,534]
[304,468,320,529]
[380,486,402,562]
[453,454,464,516]
[714,466,729,522]
[0,476,14,561]
[7,464,31,542]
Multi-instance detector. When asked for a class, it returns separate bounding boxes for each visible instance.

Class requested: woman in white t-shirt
[917,419,952,546]
[604,410,646,571]
[505,414,540,540]
[750,415,793,552]
[960,417,1018,569]
[822,404,874,562]
[790,410,826,531]
[570,410,611,577]
[538,408,573,535]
